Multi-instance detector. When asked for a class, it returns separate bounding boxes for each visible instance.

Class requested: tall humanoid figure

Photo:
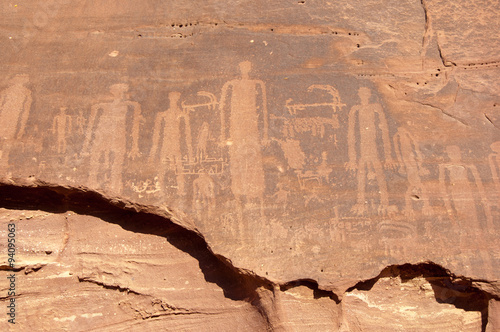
[346,87,396,215]
[219,61,269,217]
[82,83,141,192]
[149,91,185,196]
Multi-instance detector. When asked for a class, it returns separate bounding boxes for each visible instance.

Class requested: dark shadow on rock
[0,183,269,302]
[346,262,490,331]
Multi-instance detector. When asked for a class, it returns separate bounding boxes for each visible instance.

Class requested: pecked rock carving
[0,0,499,330]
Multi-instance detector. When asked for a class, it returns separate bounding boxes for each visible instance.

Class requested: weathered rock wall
[0,0,499,330]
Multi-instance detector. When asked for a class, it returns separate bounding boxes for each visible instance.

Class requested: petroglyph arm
[438,164,453,215]
[149,112,164,162]
[81,102,103,156]
[393,132,404,172]
[17,90,33,139]
[219,81,233,142]
[127,101,142,159]
[257,80,269,141]
[469,164,494,229]
[346,106,358,170]
[375,105,396,168]
[489,154,499,182]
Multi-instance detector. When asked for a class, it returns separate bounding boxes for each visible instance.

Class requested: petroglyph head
[490,141,500,154]
[445,145,462,162]
[358,87,371,105]
[10,74,29,85]
[168,91,181,104]
[239,60,252,78]
[109,83,129,98]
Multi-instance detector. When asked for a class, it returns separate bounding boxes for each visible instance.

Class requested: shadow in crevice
[281,278,340,303]
[346,262,490,331]
[0,183,271,303]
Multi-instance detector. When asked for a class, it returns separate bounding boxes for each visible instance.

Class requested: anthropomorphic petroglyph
[0,74,32,170]
[149,91,185,195]
[346,87,396,215]
[219,61,269,217]
[285,84,344,118]
[192,170,216,222]
[296,152,332,190]
[81,83,141,192]
[182,91,218,163]
[76,110,86,135]
[284,85,342,139]
[196,122,211,162]
[393,127,433,217]
[52,107,72,154]
[439,145,493,232]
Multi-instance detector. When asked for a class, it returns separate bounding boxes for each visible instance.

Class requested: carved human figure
[219,61,269,216]
[81,83,141,192]
[346,87,396,215]
[149,91,185,195]
[196,121,210,162]
[192,170,216,221]
[393,127,433,217]
[439,145,493,232]
[489,141,500,206]
[272,182,290,214]
[0,74,32,170]
[52,107,72,154]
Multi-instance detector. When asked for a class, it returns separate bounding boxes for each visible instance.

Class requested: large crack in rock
[1,180,498,331]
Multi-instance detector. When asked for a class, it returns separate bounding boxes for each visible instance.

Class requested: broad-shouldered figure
[149,91,185,195]
[219,61,269,215]
[346,87,396,215]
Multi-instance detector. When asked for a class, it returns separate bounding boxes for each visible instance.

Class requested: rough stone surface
[0,0,499,330]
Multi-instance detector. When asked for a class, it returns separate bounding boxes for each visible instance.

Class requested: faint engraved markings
[393,127,433,218]
[149,92,185,195]
[180,91,222,173]
[192,170,216,223]
[52,107,72,154]
[0,75,32,171]
[439,145,493,232]
[81,83,141,192]
[75,110,86,135]
[219,61,269,219]
[346,87,396,216]
[489,141,500,208]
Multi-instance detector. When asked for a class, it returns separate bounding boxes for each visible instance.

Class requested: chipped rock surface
[0,0,499,330]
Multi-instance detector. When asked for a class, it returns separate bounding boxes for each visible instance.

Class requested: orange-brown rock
[0,0,499,330]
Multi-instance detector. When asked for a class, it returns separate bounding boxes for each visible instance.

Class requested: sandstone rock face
[0,0,499,330]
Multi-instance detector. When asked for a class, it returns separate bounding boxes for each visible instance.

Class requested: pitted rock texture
[1,0,500,330]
